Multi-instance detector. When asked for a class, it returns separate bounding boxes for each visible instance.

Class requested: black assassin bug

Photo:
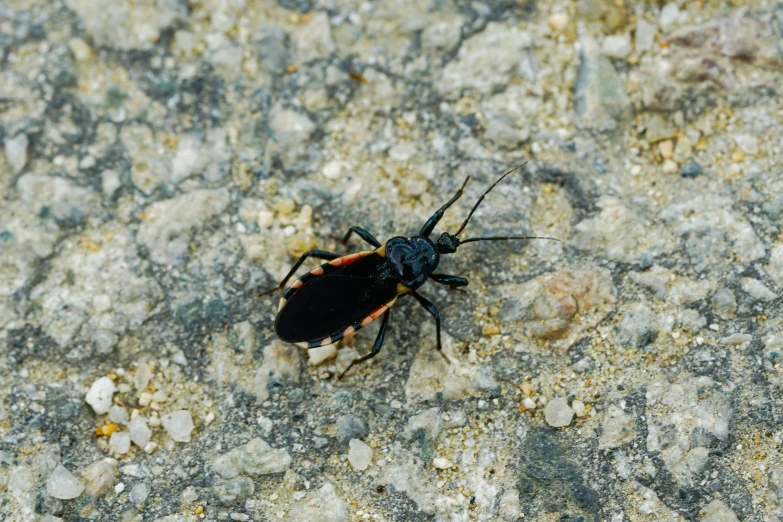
[262,163,559,378]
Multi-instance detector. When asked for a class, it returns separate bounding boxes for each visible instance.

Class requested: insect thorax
[385,236,440,289]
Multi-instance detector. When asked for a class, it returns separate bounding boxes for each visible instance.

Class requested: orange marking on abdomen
[291,279,303,289]
[329,251,372,267]
[343,326,356,337]
[361,304,388,326]
[310,266,325,276]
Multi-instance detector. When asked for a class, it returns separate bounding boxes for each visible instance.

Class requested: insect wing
[274,253,398,344]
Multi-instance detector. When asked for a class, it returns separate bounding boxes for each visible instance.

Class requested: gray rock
[80,458,117,497]
[257,27,290,75]
[287,482,348,522]
[769,244,783,289]
[769,467,783,497]
[484,116,529,148]
[253,341,302,402]
[599,405,635,449]
[269,108,316,167]
[137,189,230,265]
[4,133,28,173]
[602,35,632,58]
[635,18,657,52]
[617,303,657,347]
[699,499,740,522]
[402,408,443,443]
[645,114,677,143]
[214,477,255,505]
[574,36,632,130]
[740,277,777,302]
[436,23,532,99]
[335,414,368,444]
[212,438,292,478]
[421,17,463,54]
[680,161,704,178]
[64,0,186,50]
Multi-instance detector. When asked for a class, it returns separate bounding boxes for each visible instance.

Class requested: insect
[263,163,559,378]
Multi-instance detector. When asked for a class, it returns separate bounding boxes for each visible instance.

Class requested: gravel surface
[2,1,783,521]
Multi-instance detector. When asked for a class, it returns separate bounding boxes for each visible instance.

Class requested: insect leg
[419,176,470,237]
[341,226,381,248]
[259,249,339,296]
[337,310,390,379]
[430,273,469,287]
[411,291,451,363]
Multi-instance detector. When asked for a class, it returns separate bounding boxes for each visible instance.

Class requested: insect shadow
[262,163,560,378]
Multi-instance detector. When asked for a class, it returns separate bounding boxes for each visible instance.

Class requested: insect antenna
[460,235,561,244]
[453,162,529,237]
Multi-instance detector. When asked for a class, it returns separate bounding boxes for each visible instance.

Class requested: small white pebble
[547,12,569,33]
[309,344,337,366]
[92,294,112,312]
[109,432,131,455]
[322,160,344,179]
[161,410,194,442]
[257,210,274,228]
[544,397,575,428]
[108,405,129,424]
[572,400,586,418]
[85,377,117,415]
[47,465,85,500]
[522,397,536,410]
[5,133,29,173]
[348,439,373,471]
[115,482,126,494]
[432,457,452,470]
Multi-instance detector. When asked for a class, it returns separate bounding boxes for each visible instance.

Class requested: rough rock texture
[1,1,782,521]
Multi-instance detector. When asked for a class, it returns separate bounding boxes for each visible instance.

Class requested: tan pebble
[257,210,274,228]
[308,345,337,366]
[548,12,569,33]
[273,198,295,215]
[658,140,674,159]
[482,324,501,336]
[662,159,678,173]
[432,457,452,470]
[521,380,534,396]
[731,149,744,162]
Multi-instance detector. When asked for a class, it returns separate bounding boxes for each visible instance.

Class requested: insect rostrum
[263,163,559,378]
